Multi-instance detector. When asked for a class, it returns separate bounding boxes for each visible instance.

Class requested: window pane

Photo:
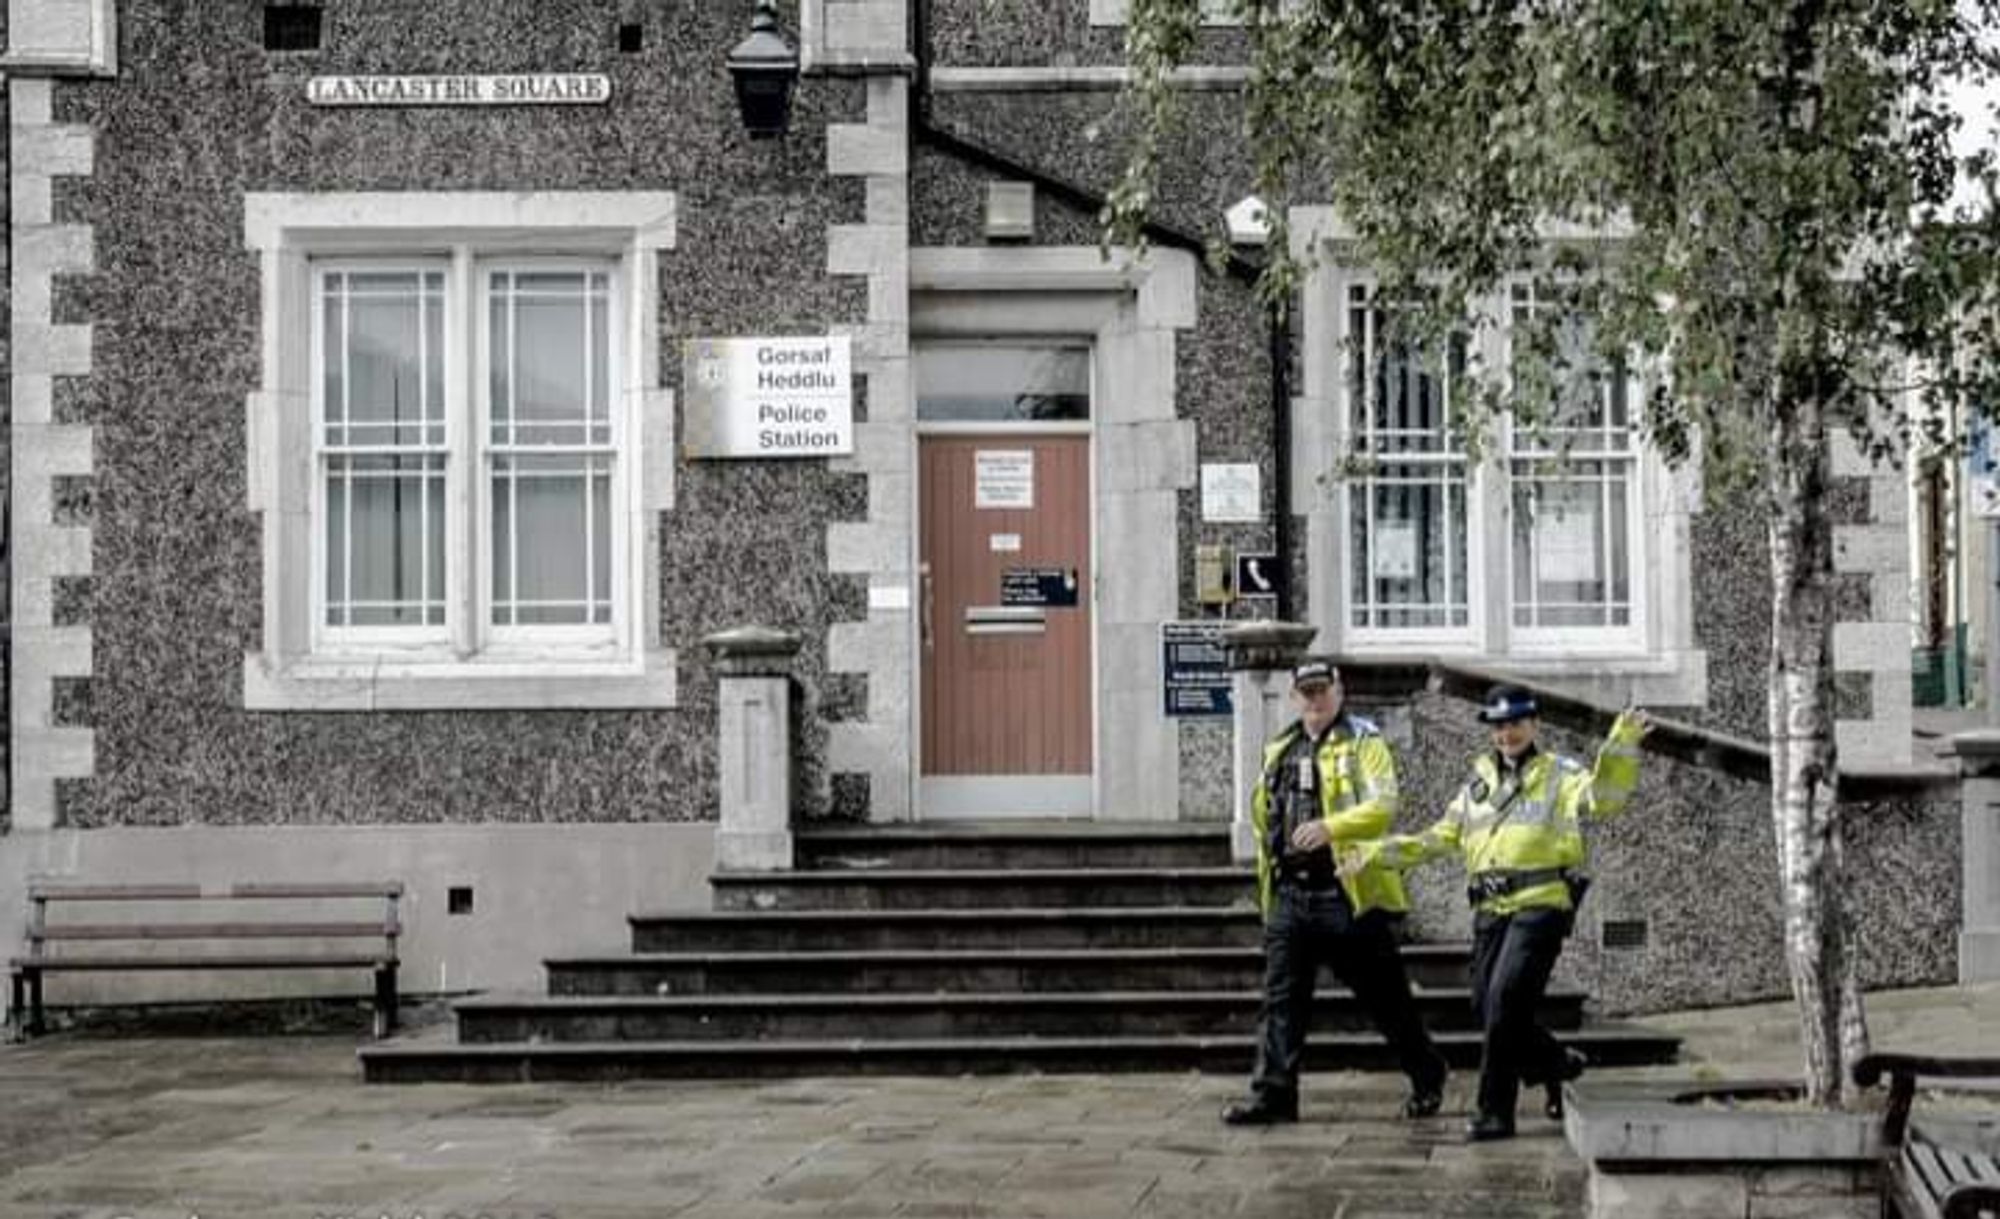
[1511,460,1632,629]
[323,454,445,628]
[916,345,1090,421]
[1510,286,1633,454]
[489,453,613,627]
[489,270,610,447]
[1350,294,1461,455]
[1349,466,1468,629]
[322,271,443,448]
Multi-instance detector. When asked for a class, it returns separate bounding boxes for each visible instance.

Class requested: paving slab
[2,983,1994,1218]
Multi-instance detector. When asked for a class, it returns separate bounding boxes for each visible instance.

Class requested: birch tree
[1109,0,2000,1105]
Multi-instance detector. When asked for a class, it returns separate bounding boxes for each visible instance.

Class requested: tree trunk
[1767,390,1870,1107]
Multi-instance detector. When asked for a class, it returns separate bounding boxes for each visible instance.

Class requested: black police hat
[1292,657,1340,690]
[1477,684,1539,724]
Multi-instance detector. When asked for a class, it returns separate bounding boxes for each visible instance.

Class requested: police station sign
[683,336,854,459]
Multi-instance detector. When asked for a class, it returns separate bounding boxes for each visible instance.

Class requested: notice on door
[975,450,1034,509]
[1001,568,1079,608]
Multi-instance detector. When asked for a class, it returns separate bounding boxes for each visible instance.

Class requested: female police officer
[1342,685,1650,1141]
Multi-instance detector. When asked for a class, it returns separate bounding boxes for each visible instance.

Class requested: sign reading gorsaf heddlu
[684,337,854,459]
[307,74,612,107]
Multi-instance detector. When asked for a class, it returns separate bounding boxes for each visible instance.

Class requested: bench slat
[29,883,402,902]
[35,922,396,942]
[228,883,403,899]
[1914,1141,1960,1205]
[12,955,395,971]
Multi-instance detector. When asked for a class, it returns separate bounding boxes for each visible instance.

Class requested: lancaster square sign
[683,336,854,459]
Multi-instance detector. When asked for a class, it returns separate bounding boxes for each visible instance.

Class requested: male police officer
[1221,657,1448,1126]
[1346,685,1650,1141]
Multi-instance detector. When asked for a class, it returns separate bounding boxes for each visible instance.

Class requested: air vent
[1602,919,1648,950]
[619,22,644,53]
[447,886,475,916]
[264,5,323,52]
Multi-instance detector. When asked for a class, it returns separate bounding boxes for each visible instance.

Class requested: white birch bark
[1768,387,1870,1107]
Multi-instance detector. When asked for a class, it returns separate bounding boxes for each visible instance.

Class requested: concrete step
[549,945,1477,995]
[450,983,1576,1039]
[793,823,1233,872]
[707,868,1253,912]
[452,988,1586,1042]
[629,907,1267,953]
[359,1025,1681,1084]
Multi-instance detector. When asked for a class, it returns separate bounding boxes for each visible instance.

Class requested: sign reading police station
[308,74,612,106]
[683,336,854,459]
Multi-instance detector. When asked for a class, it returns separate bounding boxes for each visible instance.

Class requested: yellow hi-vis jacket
[1365,711,1647,916]
[1250,714,1408,920]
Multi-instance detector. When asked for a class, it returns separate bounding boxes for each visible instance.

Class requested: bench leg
[373,966,397,1039]
[28,969,45,1038]
[7,970,23,1042]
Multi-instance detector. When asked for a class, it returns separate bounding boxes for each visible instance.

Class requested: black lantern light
[727,0,801,139]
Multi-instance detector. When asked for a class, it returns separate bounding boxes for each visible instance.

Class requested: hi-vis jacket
[1365,711,1647,916]
[1250,714,1408,919]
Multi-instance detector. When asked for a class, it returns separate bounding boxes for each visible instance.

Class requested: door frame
[906,247,1199,825]
[913,412,1098,821]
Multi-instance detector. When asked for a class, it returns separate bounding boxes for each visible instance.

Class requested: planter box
[1563,1080,1884,1219]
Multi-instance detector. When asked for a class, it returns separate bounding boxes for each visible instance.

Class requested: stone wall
[23,1,875,828]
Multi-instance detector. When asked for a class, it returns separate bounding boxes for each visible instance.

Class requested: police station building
[1,0,1986,1038]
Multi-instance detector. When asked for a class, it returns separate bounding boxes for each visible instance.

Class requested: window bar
[1362,309,1379,627]
[507,457,519,627]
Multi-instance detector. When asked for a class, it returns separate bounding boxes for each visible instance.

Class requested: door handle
[920,563,934,653]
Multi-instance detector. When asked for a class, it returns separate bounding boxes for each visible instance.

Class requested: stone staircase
[358,823,1679,1083]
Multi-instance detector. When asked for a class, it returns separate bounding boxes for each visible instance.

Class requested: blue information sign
[1161,621,1232,717]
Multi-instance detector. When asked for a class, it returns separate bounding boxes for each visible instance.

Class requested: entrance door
[919,434,1093,817]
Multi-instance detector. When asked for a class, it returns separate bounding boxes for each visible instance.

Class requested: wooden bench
[1855,1053,2000,1219]
[8,882,403,1041]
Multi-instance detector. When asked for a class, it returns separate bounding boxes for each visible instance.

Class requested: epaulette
[1345,714,1380,738]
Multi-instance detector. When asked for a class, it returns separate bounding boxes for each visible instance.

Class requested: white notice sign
[308,74,612,106]
[683,336,854,458]
[1201,463,1261,522]
[976,451,1035,509]
[1537,512,1602,584]
[1373,522,1419,580]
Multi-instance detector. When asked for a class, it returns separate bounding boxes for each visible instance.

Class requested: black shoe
[1466,1112,1516,1142]
[1544,1048,1588,1120]
[1401,1071,1446,1119]
[1222,1096,1298,1126]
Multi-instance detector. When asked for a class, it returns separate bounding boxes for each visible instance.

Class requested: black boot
[1401,1066,1447,1119]
[1466,1112,1516,1142]
[1544,1047,1588,1120]
[1222,1093,1299,1126]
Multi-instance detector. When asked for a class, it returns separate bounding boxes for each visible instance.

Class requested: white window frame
[1339,281,1483,649]
[1502,282,1649,657]
[1295,207,1706,705]
[243,192,678,711]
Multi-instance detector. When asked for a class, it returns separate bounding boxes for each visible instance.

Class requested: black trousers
[1469,906,1572,1120]
[1250,883,1447,1103]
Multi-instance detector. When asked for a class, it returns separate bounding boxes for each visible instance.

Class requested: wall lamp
[727,0,802,139]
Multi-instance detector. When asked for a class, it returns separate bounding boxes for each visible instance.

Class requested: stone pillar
[1947,730,2000,982]
[1219,622,1317,864]
[705,627,803,872]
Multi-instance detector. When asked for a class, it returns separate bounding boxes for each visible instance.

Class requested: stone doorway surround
[892,247,1198,822]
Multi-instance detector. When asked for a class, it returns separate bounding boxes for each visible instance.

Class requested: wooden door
[919,435,1092,815]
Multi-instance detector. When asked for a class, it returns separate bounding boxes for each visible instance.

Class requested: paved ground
[1,983,1995,1219]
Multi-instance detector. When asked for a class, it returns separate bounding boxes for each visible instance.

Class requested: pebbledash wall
[0,0,1964,1018]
